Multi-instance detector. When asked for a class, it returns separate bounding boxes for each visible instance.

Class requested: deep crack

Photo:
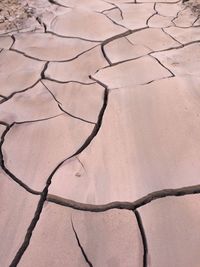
[71,218,93,267]
[134,210,148,267]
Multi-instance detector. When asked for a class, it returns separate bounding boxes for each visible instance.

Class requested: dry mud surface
[0,0,200,266]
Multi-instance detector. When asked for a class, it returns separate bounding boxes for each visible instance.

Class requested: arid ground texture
[0,0,200,266]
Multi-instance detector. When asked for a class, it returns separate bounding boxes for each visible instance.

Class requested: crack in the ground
[46,30,102,42]
[0,60,48,104]
[10,43,99,63]
[104,1,124,20]
[43,77,96,85]
[71,218,93,267]
[149,54,175,77]
[41,80,96,125]
[48,0,71,8]
[134,210,148,267]
[99,10,128,30]
[100,26,149,65]
[8,73,109,267]
[0,79,41,104]
[0,123,41,195]
[9,186,47,267]
[47,184,200,212]
[146,3,157,26]
[161,28,183,45]
[3,2,199,266]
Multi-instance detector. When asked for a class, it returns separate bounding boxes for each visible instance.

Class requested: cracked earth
[0,0,200,266]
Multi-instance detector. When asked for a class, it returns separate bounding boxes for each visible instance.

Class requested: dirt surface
[0,0,200,266]
[184,0,200,13]
[0,0,35,32]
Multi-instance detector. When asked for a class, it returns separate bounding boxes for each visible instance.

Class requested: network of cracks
[0,0,200,266]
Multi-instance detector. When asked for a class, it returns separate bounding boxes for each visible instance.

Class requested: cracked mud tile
[70,209,143,267]
[17,204,90,267]
[153,43,200,76]
[49,8,125,41]
[50,76,200,204]
[46,46,107,83]
[104,37,151,63]
[164,26,200,44]
[53,0,113,12]
[0,36,13,49]
[173,7,199,27]
[0,82,61,124]
[93,55,171,88]
[42,80,104,123]
[138,195,200,266]
[127,28,180,51]
[105,3,155,30]
[155,2,182,16]
[0,50,44,97]
[147,14,174,27]
[2,114,93,191]
[0,169,39,267]
[13,32,98,61]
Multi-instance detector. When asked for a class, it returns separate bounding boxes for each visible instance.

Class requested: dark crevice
[161,28,183,45]
[9,71,109,267]
[35,16,46,33]
[47,183,200,212]
[99,11,128,30]
[9,187,47,267]
[10,35,15,49]
[15,114,63,125]
[101,6,117,14]
[0,95,7,101]
[10,44,99,63]
[100,54,150,70]
[41,62,49,79]
[146,3,157,26]
[58,104,96,125]
[41,80,96,125]
[48,0,71,8]
[43,77,95,85]
[0,124,41,195]
[105,1,124,20]
[102,26,149,46]
[10,48,46,62]
[134,210,148,267]
[0,79,41,104]
[140,75,173,85]
[149,54,175,77]
[192,15,200,26]
[101,44,112,65]
[0,121,9,127]
[171,6,187,24]
[40,80,61,104]
[71,218,93,267]
[46,30,102,42]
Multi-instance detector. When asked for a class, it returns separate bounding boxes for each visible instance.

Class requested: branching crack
[41,80,96,125]
[47,184,200,212]
[8,66,109,267]
[71,218,93,267]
